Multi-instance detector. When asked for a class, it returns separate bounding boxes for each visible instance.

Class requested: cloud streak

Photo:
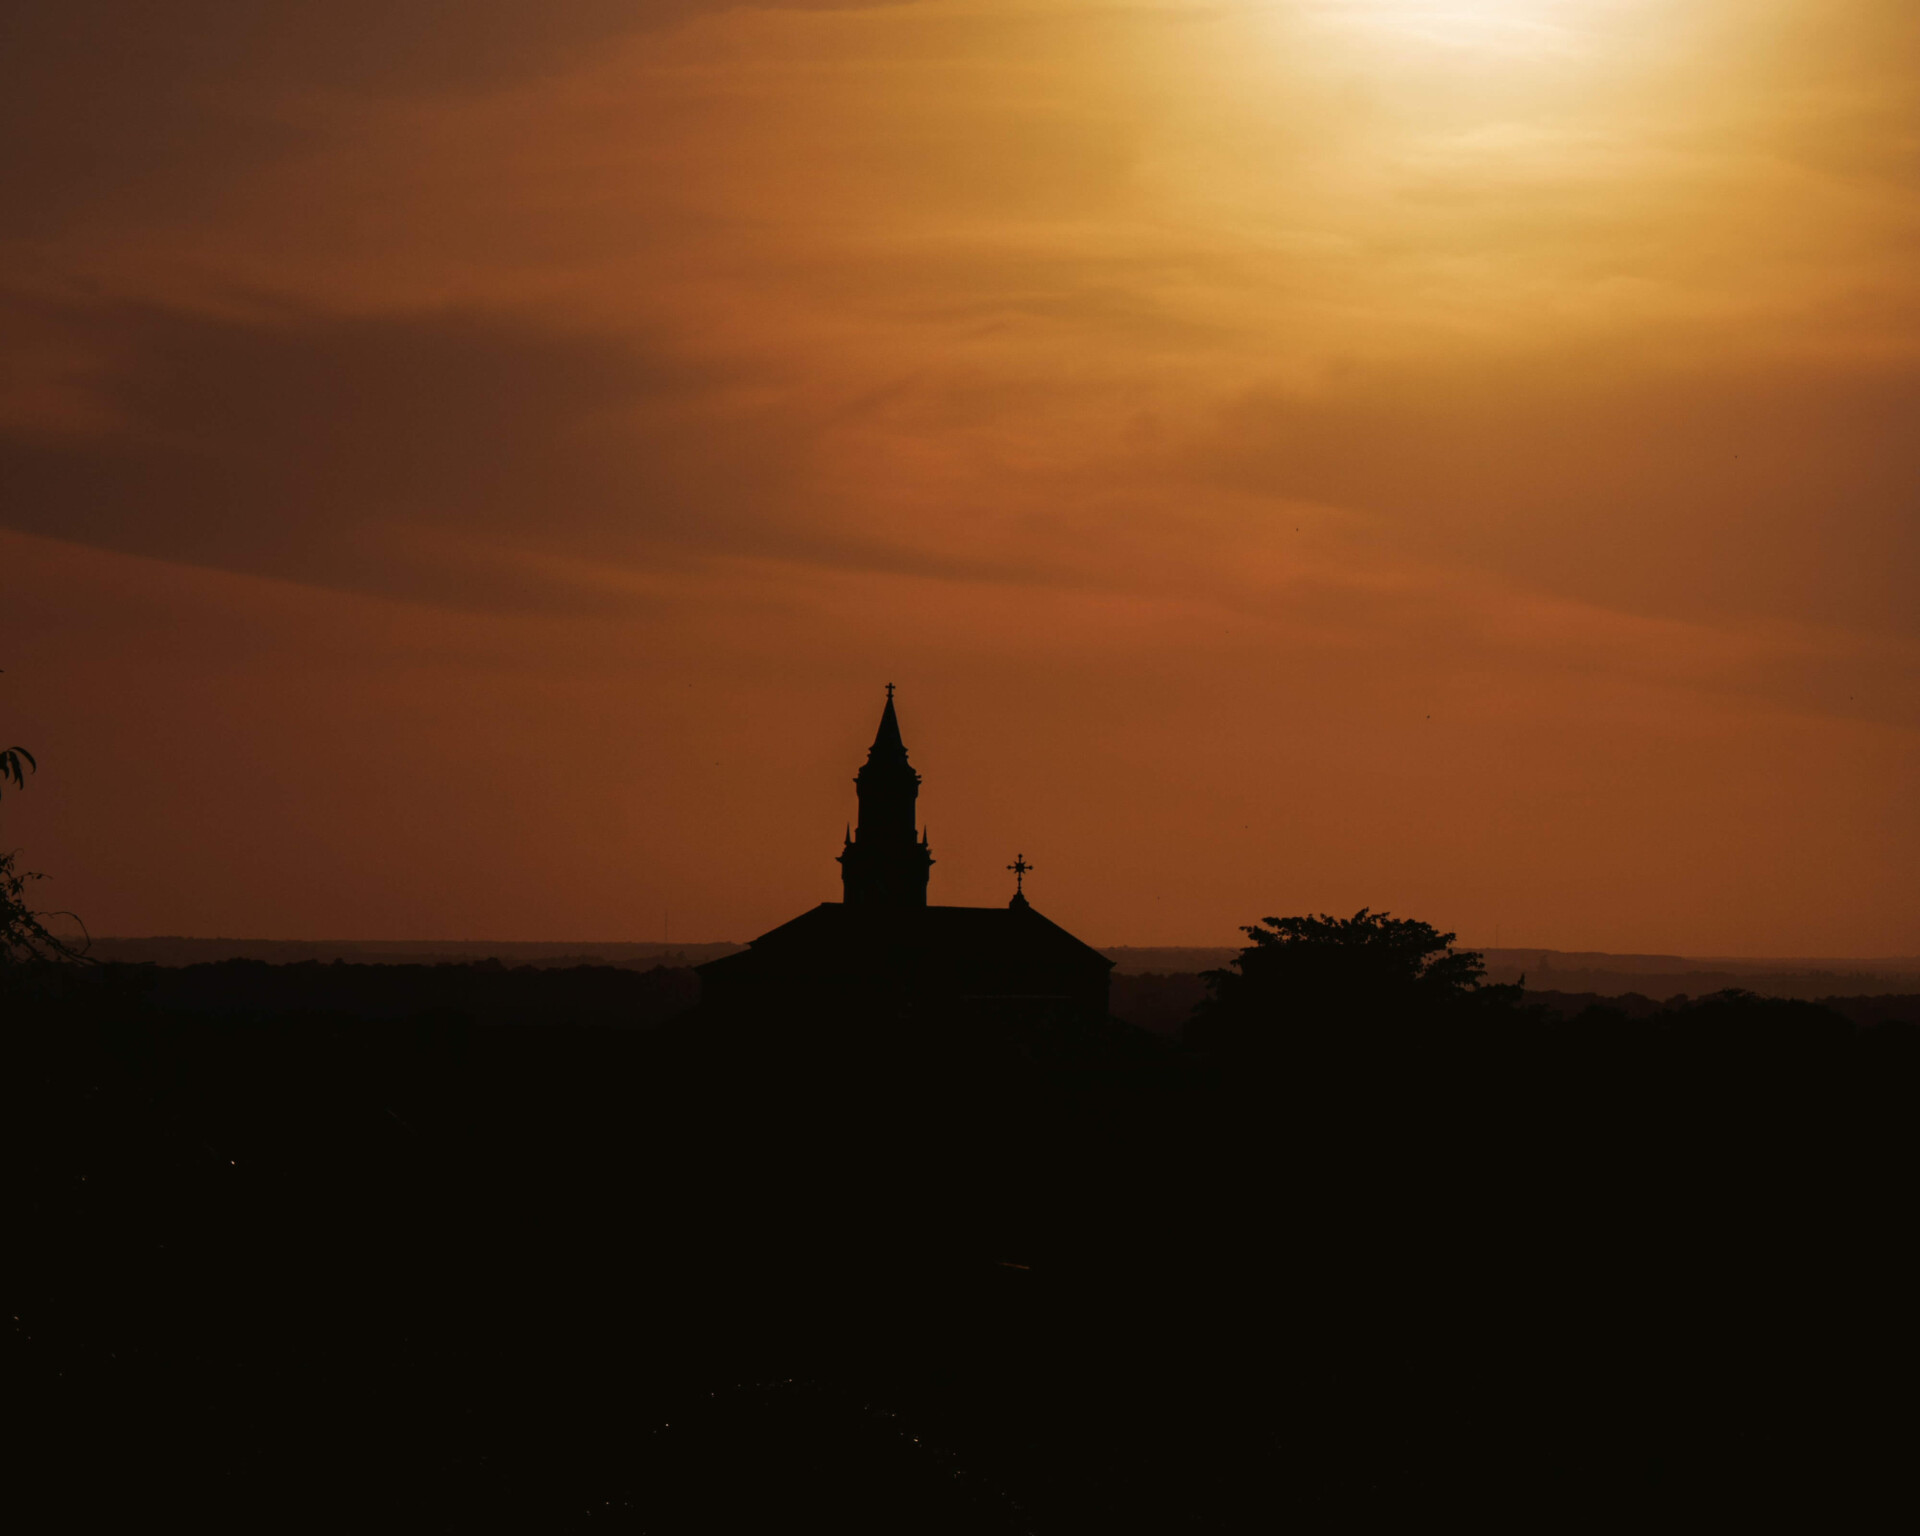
[0,296,839,605]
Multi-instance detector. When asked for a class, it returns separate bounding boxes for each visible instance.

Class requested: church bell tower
[838,685,934,910]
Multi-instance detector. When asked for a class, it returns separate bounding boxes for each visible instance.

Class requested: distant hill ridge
[1477,947,1920,976]
[1474,948,1920,1001]
[89,938,1920,999]
[88,938,746,969]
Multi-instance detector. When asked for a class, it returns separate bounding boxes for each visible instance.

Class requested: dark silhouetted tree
[1185,907,1512,1056]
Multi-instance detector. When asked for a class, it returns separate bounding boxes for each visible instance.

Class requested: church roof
[698,900,1112,1000]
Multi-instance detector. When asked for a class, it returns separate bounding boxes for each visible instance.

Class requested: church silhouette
[698,689,1112,1026]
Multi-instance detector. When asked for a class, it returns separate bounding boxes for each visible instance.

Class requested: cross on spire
[885,682,895,702]
[1007,853,1032,896]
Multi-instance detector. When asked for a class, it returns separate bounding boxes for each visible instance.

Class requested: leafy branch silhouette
[1,676,88,967]
[2,743,35,799]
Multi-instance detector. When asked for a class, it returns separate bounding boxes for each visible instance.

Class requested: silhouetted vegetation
[1106,968,1208,1034]
[0,849,76,965]
[129,955,702,1027]
[1185,906,1522,1055]
[9,914,1918,1531]
[1,697,88,967]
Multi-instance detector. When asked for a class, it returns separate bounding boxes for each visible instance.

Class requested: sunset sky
[2,1,1916,954]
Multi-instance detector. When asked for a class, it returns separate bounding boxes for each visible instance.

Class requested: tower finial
[1007,853,1032,901]
[886,681,895,702]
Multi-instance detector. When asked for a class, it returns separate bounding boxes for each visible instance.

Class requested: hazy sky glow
[2,0,1915,952]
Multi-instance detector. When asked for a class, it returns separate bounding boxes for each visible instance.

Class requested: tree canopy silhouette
[1186,907,1511,1055]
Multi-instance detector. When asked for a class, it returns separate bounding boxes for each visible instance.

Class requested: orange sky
[2,0,1916,954]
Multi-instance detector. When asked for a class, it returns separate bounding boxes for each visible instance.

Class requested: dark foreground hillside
[8,966,1919,1530]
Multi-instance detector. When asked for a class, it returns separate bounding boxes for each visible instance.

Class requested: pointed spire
[867,684,908,763]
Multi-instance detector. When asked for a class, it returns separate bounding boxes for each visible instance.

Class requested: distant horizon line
[86,936,1920,969]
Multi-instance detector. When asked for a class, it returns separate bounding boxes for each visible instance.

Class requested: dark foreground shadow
[7,964,1918,1530]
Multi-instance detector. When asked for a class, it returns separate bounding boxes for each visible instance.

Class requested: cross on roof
[1007,853,1032,895]
[885,682,895,702]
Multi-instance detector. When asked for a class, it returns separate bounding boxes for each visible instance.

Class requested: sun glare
[1321,0,1604,55]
